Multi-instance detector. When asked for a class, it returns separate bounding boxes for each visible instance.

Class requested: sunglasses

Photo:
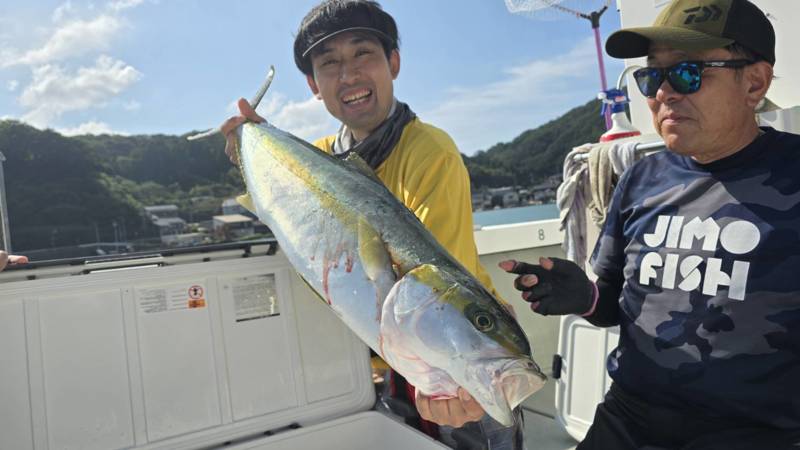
[633,60,755,98]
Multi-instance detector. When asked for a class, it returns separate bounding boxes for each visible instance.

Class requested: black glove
[504,257,595,316]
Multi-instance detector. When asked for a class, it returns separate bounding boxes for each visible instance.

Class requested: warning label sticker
[231,274,279,322]
[137,283,207,314]
[188,285,204,299]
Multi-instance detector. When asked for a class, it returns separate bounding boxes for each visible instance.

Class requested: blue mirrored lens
[633,67,664,98]
[666,62,702,95]
[633,63,704,97]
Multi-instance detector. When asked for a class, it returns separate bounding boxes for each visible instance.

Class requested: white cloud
[58,120,125,136]
[52,1,75,23]
[122,99,141,111]
[420,38,622,154]
[107,0,146,12]
[5,15,124,67]
[257,94,338,142]
[1,48,19,66]
[19,55,142,127]
[7,80,18,92]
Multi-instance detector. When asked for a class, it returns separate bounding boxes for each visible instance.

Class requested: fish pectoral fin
[235,193,257,214]
[343,152,382,182]
[357,218,396,284]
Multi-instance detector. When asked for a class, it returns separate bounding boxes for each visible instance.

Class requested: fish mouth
[497,358,547,410]
[467,357,547,427]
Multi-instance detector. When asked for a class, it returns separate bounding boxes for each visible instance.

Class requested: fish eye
[472,311,494,332]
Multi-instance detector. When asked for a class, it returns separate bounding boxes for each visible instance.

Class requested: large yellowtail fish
[190,68,546,426]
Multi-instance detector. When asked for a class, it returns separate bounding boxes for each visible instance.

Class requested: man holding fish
[219,1,532,448]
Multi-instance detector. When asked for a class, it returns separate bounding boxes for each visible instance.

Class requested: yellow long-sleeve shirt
[314,117,499,298]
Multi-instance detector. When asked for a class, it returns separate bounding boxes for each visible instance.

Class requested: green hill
[0,98,605,252]
[464,97,606,187]
[0,121,243,250]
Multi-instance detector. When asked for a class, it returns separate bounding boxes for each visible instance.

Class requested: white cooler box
[554,315,620,442]
[228,411,445,450]
[0,250,447,450]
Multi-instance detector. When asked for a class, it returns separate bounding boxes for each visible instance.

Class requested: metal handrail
[1,238,278,275]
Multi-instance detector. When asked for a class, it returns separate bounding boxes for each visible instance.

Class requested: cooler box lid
[0,251,384,449]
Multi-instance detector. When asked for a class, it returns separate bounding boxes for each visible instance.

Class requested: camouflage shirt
[591,127,800,429]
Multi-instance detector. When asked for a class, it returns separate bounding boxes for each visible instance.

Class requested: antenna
[505,0,614,129]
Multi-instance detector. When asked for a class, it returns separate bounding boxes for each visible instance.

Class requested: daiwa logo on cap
[683,5,723,24]
[606,0,776,65]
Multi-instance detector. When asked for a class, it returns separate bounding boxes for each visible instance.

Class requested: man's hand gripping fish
[189,67,546,426]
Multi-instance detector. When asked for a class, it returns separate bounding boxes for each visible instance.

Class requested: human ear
[306,74,322,100]
[389,49,400,80]
[744,61,773,109]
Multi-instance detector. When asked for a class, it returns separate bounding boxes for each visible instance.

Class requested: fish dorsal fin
[343,152,381,182]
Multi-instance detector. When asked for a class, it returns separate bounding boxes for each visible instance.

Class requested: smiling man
[502,0,800,448]
[295,2,516,444]
[220,1,523,448]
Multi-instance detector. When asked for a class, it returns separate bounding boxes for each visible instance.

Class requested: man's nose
[655,78,683,104]
[339,59,361,83]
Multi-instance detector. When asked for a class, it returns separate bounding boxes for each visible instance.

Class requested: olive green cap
[606,0,775,64]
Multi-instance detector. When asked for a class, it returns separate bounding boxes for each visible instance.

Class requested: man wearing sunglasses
[502,0,800,448]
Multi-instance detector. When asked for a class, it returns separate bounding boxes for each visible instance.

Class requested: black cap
[606,0,775,65]
[293,0,399,75]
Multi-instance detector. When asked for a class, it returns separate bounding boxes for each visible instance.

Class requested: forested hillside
[0,97,606,252]
[0,121,241,250]
[465,98,606,187]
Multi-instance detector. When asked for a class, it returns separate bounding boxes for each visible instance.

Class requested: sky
[0,0,624,155]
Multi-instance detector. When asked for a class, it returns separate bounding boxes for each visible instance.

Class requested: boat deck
[522,408,577,450]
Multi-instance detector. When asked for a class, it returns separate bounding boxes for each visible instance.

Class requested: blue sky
[0,0,624,155]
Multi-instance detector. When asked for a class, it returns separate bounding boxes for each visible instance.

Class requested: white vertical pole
[0,152,11,252]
